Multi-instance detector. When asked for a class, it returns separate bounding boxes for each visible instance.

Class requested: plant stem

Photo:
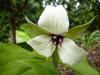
[52,46,59,68]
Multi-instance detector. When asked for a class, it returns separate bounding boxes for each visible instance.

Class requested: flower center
[50,34,64,45]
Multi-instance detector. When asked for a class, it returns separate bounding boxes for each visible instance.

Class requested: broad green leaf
[62,18,95,40]
[0,59,60,75]
[0,43,45,65]
[21,17,50,38]
[62,59,99,75]
[16,30,31,43]
[0,43,60,75]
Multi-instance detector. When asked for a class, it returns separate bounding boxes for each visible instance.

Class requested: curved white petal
[58,38,87,65]
[38,5,69,34]
[27,35,55,57]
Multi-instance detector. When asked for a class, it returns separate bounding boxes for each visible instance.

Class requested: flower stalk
[52,46,59,68]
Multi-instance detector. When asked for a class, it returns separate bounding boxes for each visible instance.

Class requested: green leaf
[0,43,60,75]
[62,59,99,75]
[16,30,31,43]
[0,43,45,65]
[0,59,60,75]
[62,18,95,40]
[21,17,50,38]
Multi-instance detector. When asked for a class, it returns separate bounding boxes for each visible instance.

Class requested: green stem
[52,46,59,68]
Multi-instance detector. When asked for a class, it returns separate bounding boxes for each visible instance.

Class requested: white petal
[38,5,69,34]
[58,38,87,65]
[27,35,55,57]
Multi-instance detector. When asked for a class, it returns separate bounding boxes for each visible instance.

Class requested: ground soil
[58,64,77,75]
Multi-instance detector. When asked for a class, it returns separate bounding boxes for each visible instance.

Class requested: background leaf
[11,0,16,7]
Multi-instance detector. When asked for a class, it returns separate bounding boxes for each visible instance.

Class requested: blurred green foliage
[75,30,100,49]
[0,0,100,43]
[0,0,43,42]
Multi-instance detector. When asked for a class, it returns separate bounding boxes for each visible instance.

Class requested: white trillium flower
[27,5,87,65]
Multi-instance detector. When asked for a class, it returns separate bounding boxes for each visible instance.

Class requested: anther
[50,34,64,46]
[54,42,57,45]
[59,39,62,43]
[53,36,57,39]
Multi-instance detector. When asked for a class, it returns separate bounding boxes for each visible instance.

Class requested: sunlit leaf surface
[0,43,60,75]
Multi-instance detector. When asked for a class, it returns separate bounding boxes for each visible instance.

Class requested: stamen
[50,34,64,46]
[53,36,57,39]
[59,39,62,43]
[54,42,57,45]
